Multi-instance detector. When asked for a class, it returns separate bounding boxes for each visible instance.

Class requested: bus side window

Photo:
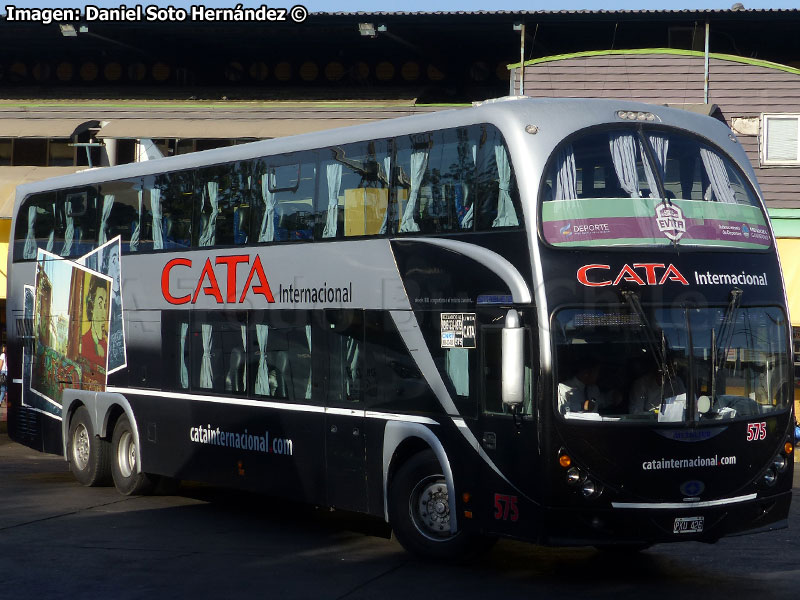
[324,140,391,239]
[325,310,364,404]
[475,126,520,230]
[14,191,57,260]
[249,311,313,402]
[365,311,438,414]
[251,152,317,244]
[195,161,254,248]
[188,311,248,395]
[162,311,191,390]
[99,179,142,254]
[150,171,192,250]
[58,187,98,258]
[394,128,477,234]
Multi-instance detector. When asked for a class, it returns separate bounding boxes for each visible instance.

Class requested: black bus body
[6,98,793,558]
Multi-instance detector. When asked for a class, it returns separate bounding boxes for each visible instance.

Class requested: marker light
[462,493,471,503]
[617,110,657,122]
[559,454,572,468]
[785,442,794,455]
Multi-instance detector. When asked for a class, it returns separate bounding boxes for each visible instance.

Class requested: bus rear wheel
[389,450,488,561]
[111,415,155,496]
[68,406,111,486]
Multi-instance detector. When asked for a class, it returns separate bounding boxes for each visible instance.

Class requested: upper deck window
[541,127,769,249]
[15,186,99,260]
[13,124,522,262]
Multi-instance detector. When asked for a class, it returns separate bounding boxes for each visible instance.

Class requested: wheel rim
[409,474,454,541]
[71,423,90,471]
[117,430,136,478]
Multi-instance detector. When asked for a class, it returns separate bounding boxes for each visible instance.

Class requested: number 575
[746,422,767,441]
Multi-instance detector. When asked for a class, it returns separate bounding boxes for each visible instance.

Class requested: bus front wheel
[67,406,111,486]
[111,415,155,496]
[388,450,487,561]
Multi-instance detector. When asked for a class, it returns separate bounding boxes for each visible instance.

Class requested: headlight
[773,455,788,474]
[581,479,598,497]
[566,467,582,486]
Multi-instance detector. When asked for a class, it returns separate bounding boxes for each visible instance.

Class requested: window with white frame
[762,114,800,165]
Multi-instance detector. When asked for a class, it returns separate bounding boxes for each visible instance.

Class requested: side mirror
[502,309,525,408]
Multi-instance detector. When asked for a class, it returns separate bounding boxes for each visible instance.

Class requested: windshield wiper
[621,290,681,398]
[711,288,743,401]
[638,129,681,252]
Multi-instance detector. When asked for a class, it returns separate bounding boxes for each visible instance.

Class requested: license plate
[673,516,704,534]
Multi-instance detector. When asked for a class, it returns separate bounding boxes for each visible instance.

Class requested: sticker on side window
[440,313,476,348]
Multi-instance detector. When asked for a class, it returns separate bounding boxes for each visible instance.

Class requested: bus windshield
[541,126,771,249]
[554,305,791,424]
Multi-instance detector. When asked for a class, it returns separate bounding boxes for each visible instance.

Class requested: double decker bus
[6,97,793,559]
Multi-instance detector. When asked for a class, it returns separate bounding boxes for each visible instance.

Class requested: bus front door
[477,311,538,531]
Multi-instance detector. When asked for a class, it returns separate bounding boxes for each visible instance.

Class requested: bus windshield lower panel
[554,306,790,424]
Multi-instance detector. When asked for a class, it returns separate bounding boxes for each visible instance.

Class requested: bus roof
[12,97,744,201]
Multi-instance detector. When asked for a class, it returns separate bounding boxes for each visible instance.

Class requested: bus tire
[68,406,111,487]
[111,414,155,496]
[388,450,485,561]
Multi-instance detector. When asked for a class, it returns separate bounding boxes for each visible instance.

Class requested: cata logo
[655,203,686,241]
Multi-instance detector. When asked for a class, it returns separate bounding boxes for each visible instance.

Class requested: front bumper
[541,490,791,546]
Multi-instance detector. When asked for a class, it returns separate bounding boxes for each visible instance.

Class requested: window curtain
[240,325,247,392]
[258,171,277,242]
[200,323,213,389]
[180,322,189,389]
[345,337,360,399]
[130,188,142,252]
[23,205,37,259]
[254,323,270,395]
[459,144,479,229]
[445,347,470,396]
[554,145,578,200]
[641,134,669,199]
[399,146,430,232]
[609,132,641,198]
[60,199,74,256]
[151,187,163,250]
[305,324,312,400]
[98,194,115,246]
[492,144,518,227]
[322,162,342,238]
[46,201,55,253]
[700,148,737,204]
[199,181,219,247]
[379,155,392,234]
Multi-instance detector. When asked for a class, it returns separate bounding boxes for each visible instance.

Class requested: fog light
[566,467,582,485]
[581,479,597,497]
[763,467,777,487]
[773,455,788,473]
